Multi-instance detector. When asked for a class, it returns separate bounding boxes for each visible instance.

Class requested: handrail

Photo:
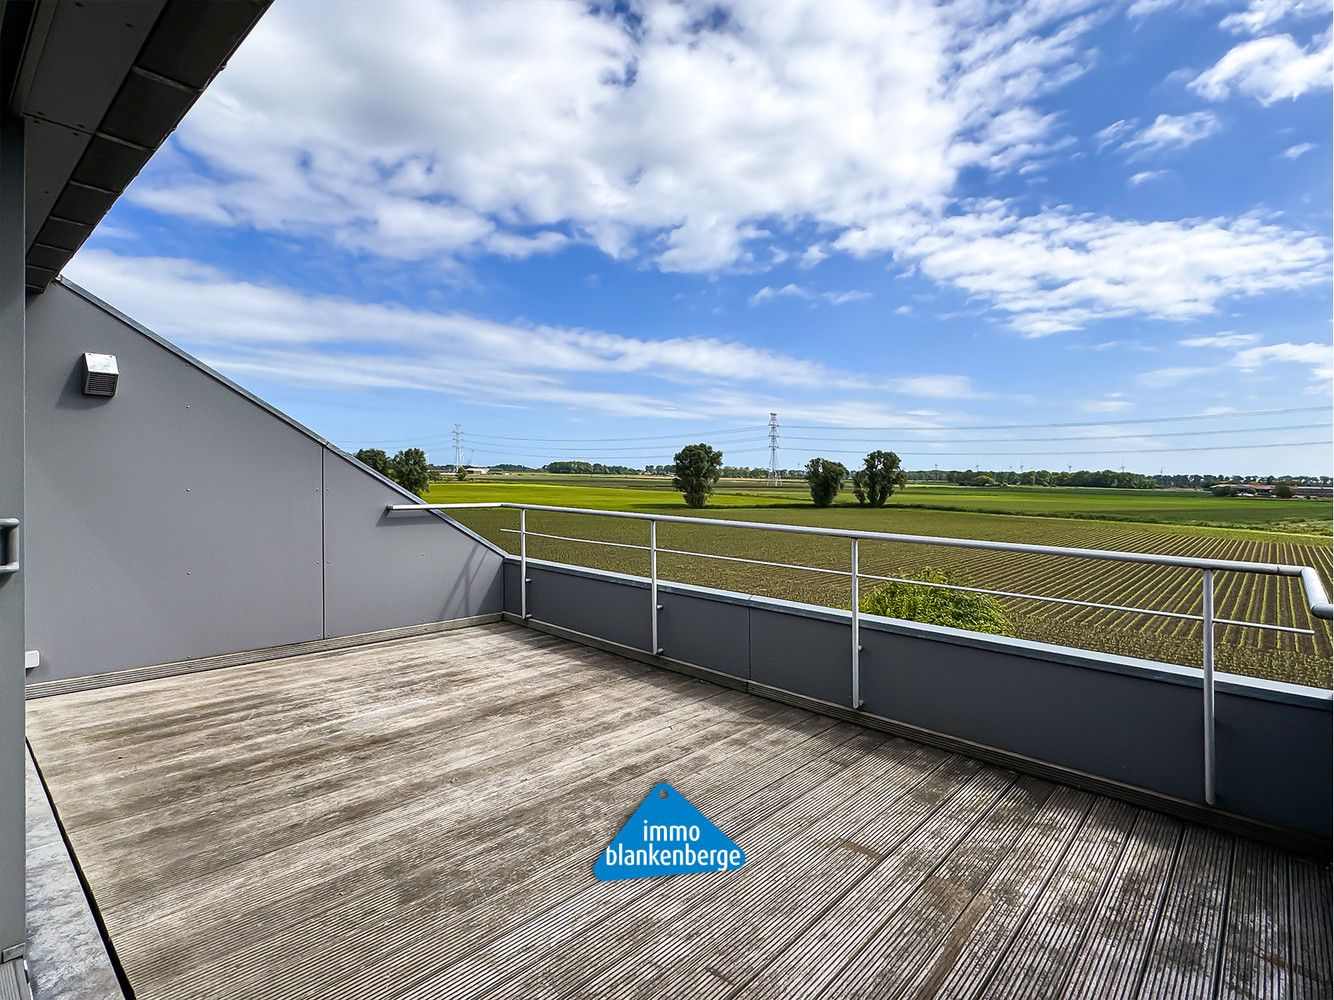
[497,526,1314,635]
[388,501,1334,620]
[388,499,1334,807]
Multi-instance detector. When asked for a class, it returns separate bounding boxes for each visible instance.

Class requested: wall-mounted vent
[82,353,119,397]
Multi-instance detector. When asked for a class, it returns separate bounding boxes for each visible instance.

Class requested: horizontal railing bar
[497,529,1313,635]
[658,545,851,577]
[855,572,1314,636]
[501,528,650,552]
[393,501,1334,622]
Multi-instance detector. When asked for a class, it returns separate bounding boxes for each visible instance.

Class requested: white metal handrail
[494,527,1315,636]
[388,500,1334,806]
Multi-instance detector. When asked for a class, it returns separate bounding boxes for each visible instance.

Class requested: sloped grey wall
[24,281,503,682]
[323,450,502,637]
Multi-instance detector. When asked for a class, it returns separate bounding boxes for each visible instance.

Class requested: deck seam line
[1049,807,1146,998]
[810,773,1032,1000]
[970,792,1100,999]
[1209,838,1238,1000]
[885,782,1082,1000]
[1130,823,1187,999]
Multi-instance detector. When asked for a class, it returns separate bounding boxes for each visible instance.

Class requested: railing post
[520,507,530,621]
[1202,568,1215,805]
[650,520,662,655]
[850,537,862,709]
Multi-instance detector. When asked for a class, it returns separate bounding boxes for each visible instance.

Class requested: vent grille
[82,353,119,397]
[84,372,118,396]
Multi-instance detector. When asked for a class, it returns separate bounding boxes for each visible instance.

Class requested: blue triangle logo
[595,783,745,881]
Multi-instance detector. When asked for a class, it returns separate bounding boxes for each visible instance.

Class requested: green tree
[853,450,907,507]
[354,448,393,478]
[1275,482,1295,499]
[861,568,1012,636]
[672,443,723,508]
[804,458,847,507]
[455,466,470,481]
[390,448,431,497]
[970,473,996,487]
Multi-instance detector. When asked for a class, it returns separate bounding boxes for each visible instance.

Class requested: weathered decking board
[25,622,1332,1000]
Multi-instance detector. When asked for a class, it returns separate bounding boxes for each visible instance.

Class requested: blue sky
[67,0,1332,474]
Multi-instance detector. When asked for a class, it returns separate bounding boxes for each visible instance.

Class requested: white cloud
[65,250,970,421]
[1179,332,1263,347]
[1120,112,1223,155]
[1137,366,1211,387]
[888,375,976,399]
[1282,141,1318,158]
[483,231,570,259]
[847,202,1328,336]
[748,283,870,306]
[126,0,1114,275]
[1191,31,1333,104]
[106,0,1329,341]
[1221,0,1332,35]
[1081,397,1133,412]
[1128,170,1169,185]
[1231,340,1332,379]
[1094,119,1138,150]
[1127,0,1178,17]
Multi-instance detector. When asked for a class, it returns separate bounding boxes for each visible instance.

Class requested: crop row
[452,508,1332,688]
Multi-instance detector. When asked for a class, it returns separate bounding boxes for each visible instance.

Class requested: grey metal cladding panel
[136,1,271,91]
[20,3,164,132]
[24,284,324,680]
[321,452,503,638]
[859,629,1202,802]
[526,565,650,651]
[22,118,90,246]
[749,605,852,706]
[660,590,749,679]
[97,70,196,149]
[1215,694,1331,834]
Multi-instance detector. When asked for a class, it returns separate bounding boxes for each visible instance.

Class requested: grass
[447,474,1332,535]
[427,478,1333,689]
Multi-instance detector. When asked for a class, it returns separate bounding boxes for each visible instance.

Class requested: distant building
[1219,483,1333,499]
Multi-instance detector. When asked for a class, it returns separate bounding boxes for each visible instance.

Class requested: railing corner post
[650,519,661,656]
[519,507,530,622]
[851,537,862,710]
[1202,568,1216,806]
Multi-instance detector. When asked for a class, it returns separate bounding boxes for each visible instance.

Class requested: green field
[429,477,1333,688]
[452,474,1332,534]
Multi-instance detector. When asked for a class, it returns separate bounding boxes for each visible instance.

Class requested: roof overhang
[1,0,269,293]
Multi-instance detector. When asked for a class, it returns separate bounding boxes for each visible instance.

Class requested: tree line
[908,469,1334,489]
[670,443,907,509]
[354,448,431,496]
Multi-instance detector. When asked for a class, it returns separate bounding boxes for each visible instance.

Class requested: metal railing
[388,501,1334,805]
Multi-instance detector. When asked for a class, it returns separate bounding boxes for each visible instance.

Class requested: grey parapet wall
[23,280,505,683]
[504,557,1333,849]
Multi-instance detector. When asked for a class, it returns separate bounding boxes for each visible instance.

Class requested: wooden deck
[26,622,1331,1000]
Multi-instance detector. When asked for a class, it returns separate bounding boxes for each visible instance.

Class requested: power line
[768,413,780,487]
[804,440,1333,459]
[779,423,1329,445]
[349,424,768,445]
[783,405,1328,433]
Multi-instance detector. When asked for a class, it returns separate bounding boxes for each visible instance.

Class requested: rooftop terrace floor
[25,623,1332,1000]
